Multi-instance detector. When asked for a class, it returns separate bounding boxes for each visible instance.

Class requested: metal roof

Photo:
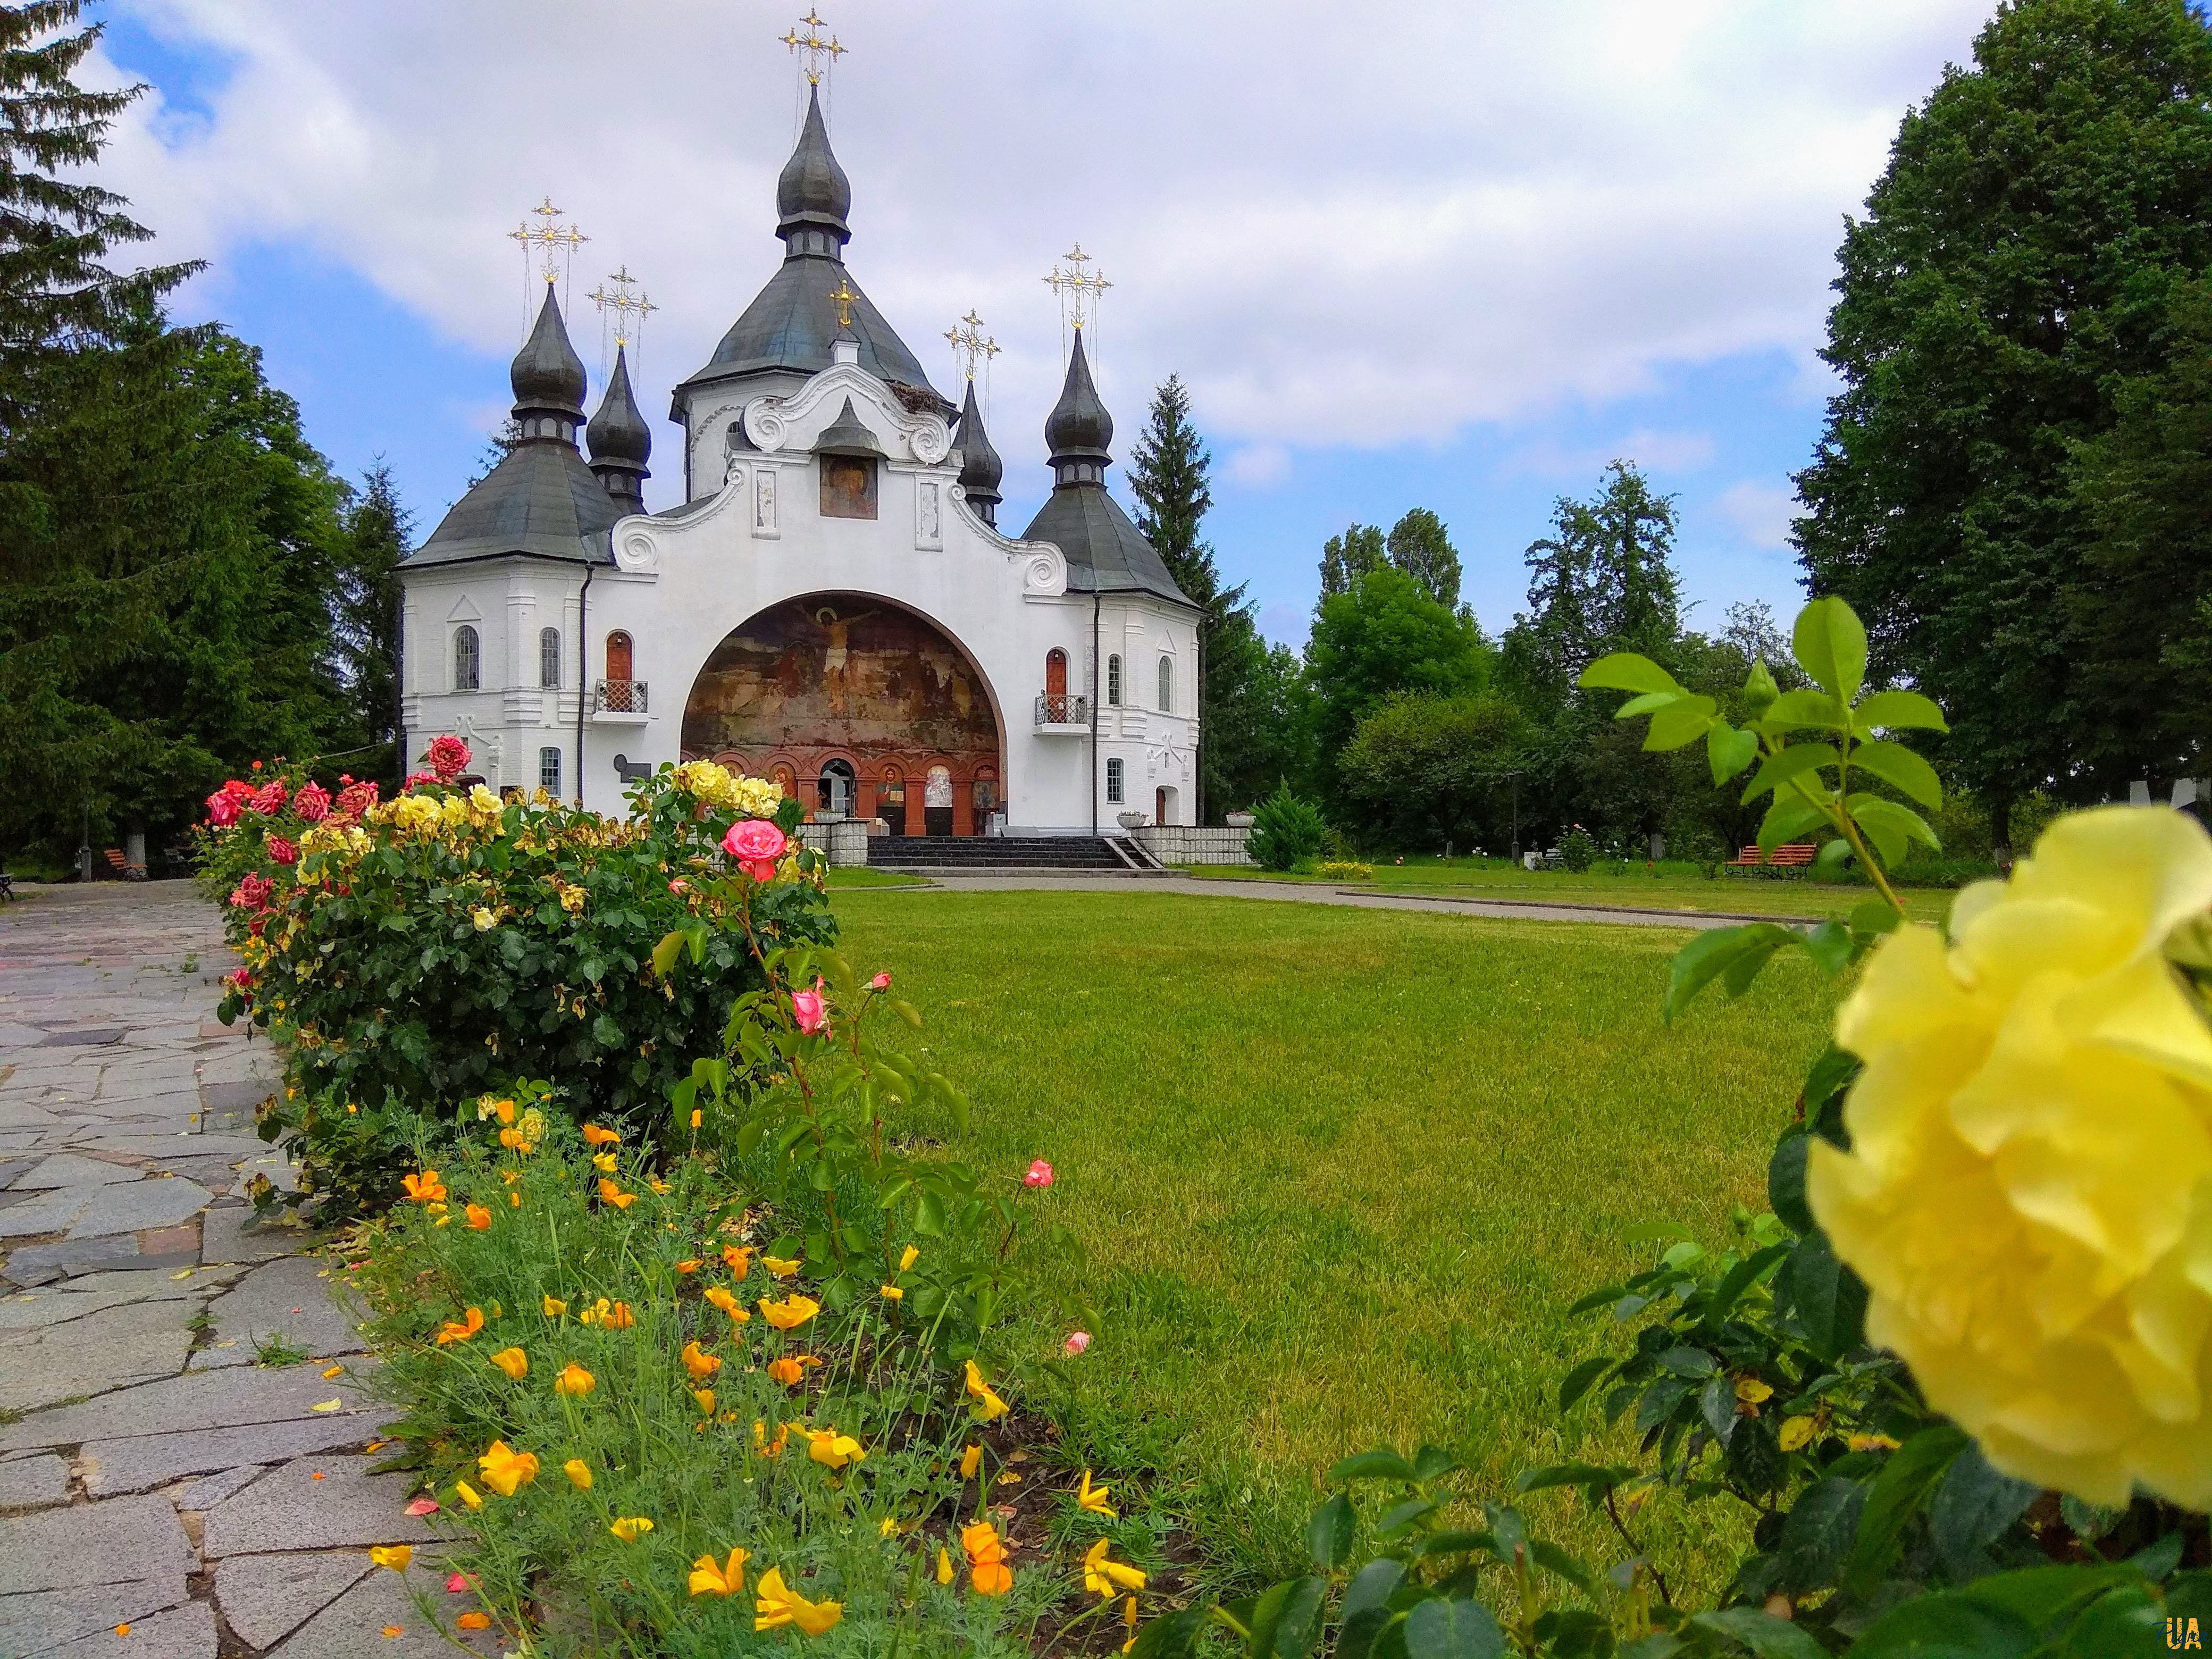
[406,441,620,569]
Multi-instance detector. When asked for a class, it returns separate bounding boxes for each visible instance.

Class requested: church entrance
[680,592,1003,836]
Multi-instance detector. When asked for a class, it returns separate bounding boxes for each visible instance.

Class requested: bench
[1723,843,1818,876]
[102,848,147,881]
[0,872,13,901]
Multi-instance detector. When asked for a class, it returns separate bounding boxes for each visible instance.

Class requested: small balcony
[593,679,649,723]
[1035,692,1088,733]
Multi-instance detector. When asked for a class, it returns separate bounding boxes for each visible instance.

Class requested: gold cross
[587,265,658,348]
[780,8,847,86]
[828,277,859,328]
[1043,242,1113,330]
[507,195,590,282]
[944,309,1001,381]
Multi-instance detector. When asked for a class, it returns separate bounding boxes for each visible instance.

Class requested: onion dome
[1044,327,1112,486]
[956,378,1003,526]
[586,343,651,514]
[814,395,885,458]
[511,282,586,425]
[776,83,852,254]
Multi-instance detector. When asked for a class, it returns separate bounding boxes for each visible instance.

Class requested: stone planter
[1224,811,1255,828]
[1116,811,1147,831]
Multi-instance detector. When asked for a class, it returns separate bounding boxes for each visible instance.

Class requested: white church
[396,86,1202,845]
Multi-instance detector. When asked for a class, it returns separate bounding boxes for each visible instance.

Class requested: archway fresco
[681,592,1003,835]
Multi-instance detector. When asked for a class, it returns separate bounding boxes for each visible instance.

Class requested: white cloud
[1715,479,1801,550]
[89,0,1991,489]
[1499,427,1717,481]
[1225,442,1291,489]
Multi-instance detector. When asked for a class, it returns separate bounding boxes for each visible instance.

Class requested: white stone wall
[1136,825,1253,867]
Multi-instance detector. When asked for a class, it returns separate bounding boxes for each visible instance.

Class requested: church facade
[397,89,1201,836]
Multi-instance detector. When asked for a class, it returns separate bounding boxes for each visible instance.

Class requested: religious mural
[681,593,1002,834]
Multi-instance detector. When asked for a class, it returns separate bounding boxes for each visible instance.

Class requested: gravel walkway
[0,884,490,1659]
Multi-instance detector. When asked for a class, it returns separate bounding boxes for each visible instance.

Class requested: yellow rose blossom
[1808,807,2212,1507]
[554,1362,596,1396]
[753,1566,842,1635]
[472,908,497,932]
[368,1545,412,1572]
[760,1294,820,1331]
[609,1516,654,1543]
[1077,1469,1115,1516]
[964,1359,1009,1421]
[477,1441,539,1497]
[1082,1537,1146,1599]
[689,1547,750,1597]
[563,1459,593,1489]
[487,1347,527,1381]
[805,1427,867,1469]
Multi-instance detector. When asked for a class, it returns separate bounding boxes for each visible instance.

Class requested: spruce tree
[336,463,412,787]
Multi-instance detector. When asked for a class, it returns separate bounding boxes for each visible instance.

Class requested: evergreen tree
[1385,507,1463,611]
[1127,373,1277,818]
[1795,0,2212,847]
[334,462,412,788]
[1503,461,1681,702]
[1317,522,1385,604]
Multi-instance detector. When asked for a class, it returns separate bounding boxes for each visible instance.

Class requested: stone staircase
[866,835,1155,874]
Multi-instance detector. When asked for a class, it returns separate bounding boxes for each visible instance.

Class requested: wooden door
[1155,787,1168,827]
[606,631,633,681]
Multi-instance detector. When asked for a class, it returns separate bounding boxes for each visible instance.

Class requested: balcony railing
[1035,692,1088,727]
[595,678,648,715]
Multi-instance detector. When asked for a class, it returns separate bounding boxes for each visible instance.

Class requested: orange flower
[753,1419,789,1457]
[692,1387,717,1415]
[456,1613,492,1632]
[805,1426,866,1469]
[675,1258,702,1274]
[581,1124,622,1147]
[960,1444,982,1479]
[689,1547,751,1597]
[681,1341,722,1380]
[476,1440,539,1497]
[604,1301,635,1329]
[554,1362,596,1396]
[434,1306,484,1345]
[962,1520,1012,1596]
[704,1286,748,1320]
[401,1171,446,1204]
[464,1204,492,1231]
[597,1178,635,1210]
[766,1354,822,1386]
[759,1294,819,1331]
[487,1347,527,1381]
[722,1245,752,1276]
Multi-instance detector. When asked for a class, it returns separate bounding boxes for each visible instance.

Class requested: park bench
[1722,843,1818,876]
[102,848,147,881]
[0,872,13,901]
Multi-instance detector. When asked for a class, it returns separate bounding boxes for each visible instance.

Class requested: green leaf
[1851,740,1943,810]
[2127,1530,2185,1583]
[1850,795,1941,868]
[1411,1445,1461,1483]
[1528,1539,1595,1594]
[1930,1442,2039,1578]
[1657,1346,1718,1379]
[1850,898,1903,938]
[1707,1242,1792,1323]
[1516,1462,1631,1496]
[1419,1529,1501,1557]
[1800,920,1854,977]
[1814,837,1854,876]
[1963,1565,2148,1630]
[1756,797,1829,856]
[1792,596,1868,703]
[1127,1608,1213,1659]
[1613,690,1686,718]
[1740,743,1841,806]
[1685,1608,1831,1659]
[1329,1449,1418,1485]
[1786,1231,1869,1360]
[1851,1594,2039,1657]
[2055,1583,2163,1657]
[1403,1597,1506,1659]
[1337,1561,1408,1659]
[1249,1576,1327,1659]
[1579,653,1682,694]
[1306,1493,1356,1571]
[649,929,685,979]
[1557,1357,1613,1413]
[1845,1425,1968,1594]
[1663,923,1797,1021]
[1763,688,1849,731]
[1644,694,1720,752]
[1774,1476,1866,1594]
[1855,688,1949,733]
[1767,1133,1814,1233]
[1707,722,1759,786]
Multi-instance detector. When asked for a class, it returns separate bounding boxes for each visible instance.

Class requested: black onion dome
[586,343,651,466]
[511,282,586,413]
[776,83,851,244]
[956,379,1003,498]
[1044,327,1112,463]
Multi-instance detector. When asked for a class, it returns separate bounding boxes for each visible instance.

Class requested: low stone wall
[794,821,871,867]
[1136,825,1253,867]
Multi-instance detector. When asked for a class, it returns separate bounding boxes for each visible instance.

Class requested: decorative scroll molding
[742,364,950,464]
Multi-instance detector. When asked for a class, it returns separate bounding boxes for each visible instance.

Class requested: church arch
[681,592,1005,836]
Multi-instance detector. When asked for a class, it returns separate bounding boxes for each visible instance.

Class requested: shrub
[1246,784,1325,872]
[1315,860,1374,881]
[203,744,833,1216]
[1557,825,1598,872]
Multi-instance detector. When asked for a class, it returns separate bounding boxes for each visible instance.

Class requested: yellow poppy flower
[400,1171,445,1204]
[554,1362,596,1397]
[591,1152,617,1174]
[650,1180,672,1195]
[434,1306,484,1345]
[704,1286,748,1320]
[936,1547,954,1585]
[753,1566,842,1635]
[879,1284,903,1301]
[692,1387,717,1415]
[464,1204,492,1231]
[960,1444,982,1479]
[597,1178,635,1210]
[763,1255,803,1278]
[805,1427,867,1469]
[581,1124,621,1147]
[962,1520,1012,1596]
[368,1545,412,1572]
[605,1301,634,1329]
[899,1244,919,1271]
[963,1359,1009,1420]
[1077,1469,1115,1517]
[682,1340,722,1379]
[563,1459,593,1489]
[542,1295,567,1317]
[454,1480,483,1511]
[689,1547,751,1597]
[477,1440,539,1497]
[1083,1538,1146,1599]
[609,1516,654,1543]
[487,1347,527,1381]
[759,1294,820,1331]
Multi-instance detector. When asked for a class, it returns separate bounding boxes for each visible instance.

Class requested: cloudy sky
[89,0,1994,646]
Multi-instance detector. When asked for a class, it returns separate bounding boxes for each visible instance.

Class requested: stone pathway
[0,886,490,1658]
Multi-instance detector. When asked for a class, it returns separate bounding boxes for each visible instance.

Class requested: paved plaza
[0,885,491,1658]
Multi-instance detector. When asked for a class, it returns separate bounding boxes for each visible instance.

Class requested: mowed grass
[831,890,1839,1586]
[1183,860,1958,924]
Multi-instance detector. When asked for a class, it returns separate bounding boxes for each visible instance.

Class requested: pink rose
[426,734,471,782]
[668,877,689,894]
[723,818,787,883]
[1063,1330,1091,1356]
[205,790,239,828]
[332,781,378,818]
[266,837,297,866]
[443,1571,471,1592]
[1023,1159,1054,1189]
[869,971,891,991]
[402,771,437,790]
[790,986,828,1036]
[294,782,331,823]
[249,781,287,815]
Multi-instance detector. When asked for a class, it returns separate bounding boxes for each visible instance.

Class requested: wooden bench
[0,872,13,901]
[102,848,147,881]
[1723,842,1818,876]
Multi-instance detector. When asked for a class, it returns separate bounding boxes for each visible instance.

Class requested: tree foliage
[1383,507,1463,611]
[334,463,411,790]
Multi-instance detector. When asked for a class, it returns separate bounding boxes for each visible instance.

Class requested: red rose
[249,781,287,815]
[294,783,331,823]
[425,735,471,782]
[266,836,297,866]
[205,791,240,828]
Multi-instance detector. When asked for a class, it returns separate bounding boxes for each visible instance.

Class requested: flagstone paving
[0,885,495,1657]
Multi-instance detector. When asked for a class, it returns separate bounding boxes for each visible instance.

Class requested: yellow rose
[1809,806,2212,1508]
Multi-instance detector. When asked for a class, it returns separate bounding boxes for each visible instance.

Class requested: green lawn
[1180,860,1959,925]
[832,889,1839,1588]
[824,865,925,888]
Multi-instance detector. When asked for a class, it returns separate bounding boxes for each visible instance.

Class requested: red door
[1045,649,1069,723]
[1155,786,1168,827]
[606,631,633,681]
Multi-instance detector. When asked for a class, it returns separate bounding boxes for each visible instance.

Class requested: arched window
[1157,655,1173,713]
[540,626,562,689]
[819,758,856,816]
[1107,653,1122,706]
[453,625,480,691]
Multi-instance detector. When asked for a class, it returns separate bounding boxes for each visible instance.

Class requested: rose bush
[203,743,833,1216]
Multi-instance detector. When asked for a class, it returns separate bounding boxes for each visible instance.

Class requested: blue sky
[90,1,1996,648]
